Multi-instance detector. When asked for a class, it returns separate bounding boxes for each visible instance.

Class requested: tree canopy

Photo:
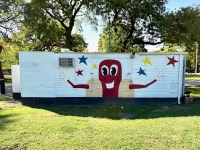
[96,0,168,52]
[0,0,25,78]
[162,6,200,48]
[161,6,200,68]
[23,0,97,50]
[0,0,24,36]
[12,23,88,52]
[98,25,147,53]
[1,0,200,76]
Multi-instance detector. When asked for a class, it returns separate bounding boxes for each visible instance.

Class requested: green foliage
[0,39,19,71]
[0,0,25,35]
[23,0,97,50]
[4,75,12,83]
[0,0,25,78]
[185,74,200,81]
[160,44,186,52]
[71,33,88,52]
[12,24,88,52]
[163,6,200,46]
[12,23,65,52]
[162,6,200,68]
[98,26,147,53]
[96,0,168,52]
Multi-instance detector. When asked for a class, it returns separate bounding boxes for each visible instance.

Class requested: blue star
[137,67,147,76]
[78,55,88,65]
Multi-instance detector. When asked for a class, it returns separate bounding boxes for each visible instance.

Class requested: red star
[167,56,178,67]
[76,70,83,76]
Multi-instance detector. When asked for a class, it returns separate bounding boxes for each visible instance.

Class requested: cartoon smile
[106,81,114,89]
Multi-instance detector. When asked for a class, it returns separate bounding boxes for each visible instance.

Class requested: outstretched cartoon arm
[129,68,163,89]
[60,72,89,89]
[67,80,89,89]
[129,79,157,89]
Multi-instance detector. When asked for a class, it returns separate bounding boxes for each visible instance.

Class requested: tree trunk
[65,30,73,50]
[0,61,4,79]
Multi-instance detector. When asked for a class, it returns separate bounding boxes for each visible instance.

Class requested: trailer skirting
[19,97,181,106]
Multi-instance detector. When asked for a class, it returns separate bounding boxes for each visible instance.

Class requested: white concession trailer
[12,51,187,105]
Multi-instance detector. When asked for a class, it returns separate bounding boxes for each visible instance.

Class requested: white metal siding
[131,54,180,97]
[19,52,186,99]
[11,65,20,93]
[19,52,56,97]
[55,54,92,97]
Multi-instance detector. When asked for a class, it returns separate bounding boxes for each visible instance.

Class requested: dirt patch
[4,98,22,105]
[1,144,27,150]
[117,113,134,119]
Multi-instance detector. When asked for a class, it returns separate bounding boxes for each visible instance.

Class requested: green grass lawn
[0,74,200,149]
[1,94,200,149]
[4,75,12,83]
[185,73,200,81]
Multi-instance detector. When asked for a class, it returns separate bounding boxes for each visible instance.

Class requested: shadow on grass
[0,114,16,131]
[14,85,200,120]
[29,98,200,120]
[0,97,18,131]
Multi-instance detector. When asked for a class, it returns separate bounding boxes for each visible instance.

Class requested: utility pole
[195,42,198,74]
[108,16,111,53]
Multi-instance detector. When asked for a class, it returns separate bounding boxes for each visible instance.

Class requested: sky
[73,0,200,52]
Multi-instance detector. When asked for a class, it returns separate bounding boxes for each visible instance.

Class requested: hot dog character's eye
[110,64,118,76]
[101,65,109,76]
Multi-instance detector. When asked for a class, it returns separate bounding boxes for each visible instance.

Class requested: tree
[0,39,19,74]
[98,25,147,53]
[12,24,88,52]
[0,0,24,35]
[161,6,200,46]
[71,33,88,52]
[0,0,24,78]
[24,0,97,50]
[96,0,168,52]
[12,23,65,52]
[161,6,200,70]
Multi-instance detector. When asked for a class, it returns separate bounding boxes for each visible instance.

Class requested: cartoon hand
[59,72,69,82]
[155,68,164,81]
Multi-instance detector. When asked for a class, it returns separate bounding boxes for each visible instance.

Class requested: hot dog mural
[59,55,171,98]
[16,52,186,105]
